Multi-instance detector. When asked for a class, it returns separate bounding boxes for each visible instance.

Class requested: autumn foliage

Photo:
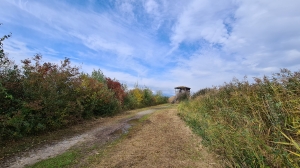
[0,31,168,141]
[105,77,126,105]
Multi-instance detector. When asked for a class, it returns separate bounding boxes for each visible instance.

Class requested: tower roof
[175,86,191,89]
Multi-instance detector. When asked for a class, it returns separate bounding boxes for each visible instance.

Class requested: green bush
[123,91,138,110]
[142,88,154,106]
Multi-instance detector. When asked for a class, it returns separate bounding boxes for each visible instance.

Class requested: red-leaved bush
[106,77,126,104]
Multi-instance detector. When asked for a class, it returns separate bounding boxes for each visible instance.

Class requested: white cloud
[167,48,243,92]
[2,0,300,96]
[2,38,67,69]
[170,0,300,87]
[224,0,300,73]
[171,0,235,47]
[3,0,172,69]
[144,0,159,15]
[114,0,136,21]
[70,32,134,57]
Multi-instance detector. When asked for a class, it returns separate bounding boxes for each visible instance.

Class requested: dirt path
[4,107,164,168]
[91,107,223,168]
[3,105,223,168]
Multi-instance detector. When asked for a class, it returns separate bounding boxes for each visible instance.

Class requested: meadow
[178,69,300,167]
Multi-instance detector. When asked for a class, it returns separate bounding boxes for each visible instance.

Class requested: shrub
[154,90,168,105]
[91,69,106,83]
[123,91,138,110]
[142,88,154,106]
[131,87,143,107]
[123,86,168,109]
[0,27,168,141]
[106,77,126,105]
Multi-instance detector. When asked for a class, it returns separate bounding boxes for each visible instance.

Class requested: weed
[27,151,78,168]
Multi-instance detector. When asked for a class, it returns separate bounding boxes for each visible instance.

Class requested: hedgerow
[0,29,168,141]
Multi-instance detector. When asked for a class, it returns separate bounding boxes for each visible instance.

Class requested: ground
[93,107,222,168]
[2,104,223,168]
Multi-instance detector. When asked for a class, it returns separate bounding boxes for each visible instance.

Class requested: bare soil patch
[93,107,224,168]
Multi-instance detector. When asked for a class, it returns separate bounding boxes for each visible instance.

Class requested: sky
[0,0,300,96]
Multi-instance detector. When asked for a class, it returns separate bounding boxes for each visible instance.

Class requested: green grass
[178,69,300,168]
[27,151,78,168]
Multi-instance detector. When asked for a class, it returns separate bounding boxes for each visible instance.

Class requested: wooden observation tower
[175,86,191,95]
[172,86,191,103]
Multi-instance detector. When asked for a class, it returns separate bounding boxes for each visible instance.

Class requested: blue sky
[1,0,300,96]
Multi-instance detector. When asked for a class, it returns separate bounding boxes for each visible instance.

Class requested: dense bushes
[178,69,300,167]
[122,86,168,110]
[0,31,168,141]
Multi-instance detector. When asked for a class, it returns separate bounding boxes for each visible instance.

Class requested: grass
[27,151,78,168]
[178,69,300,167]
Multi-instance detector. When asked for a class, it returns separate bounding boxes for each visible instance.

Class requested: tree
[0,23,11,67]
[91,69,106,83]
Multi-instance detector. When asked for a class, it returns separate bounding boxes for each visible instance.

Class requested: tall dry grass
[178,69,300,167]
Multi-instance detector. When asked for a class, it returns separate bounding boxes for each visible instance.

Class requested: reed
[178,69,300,167]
